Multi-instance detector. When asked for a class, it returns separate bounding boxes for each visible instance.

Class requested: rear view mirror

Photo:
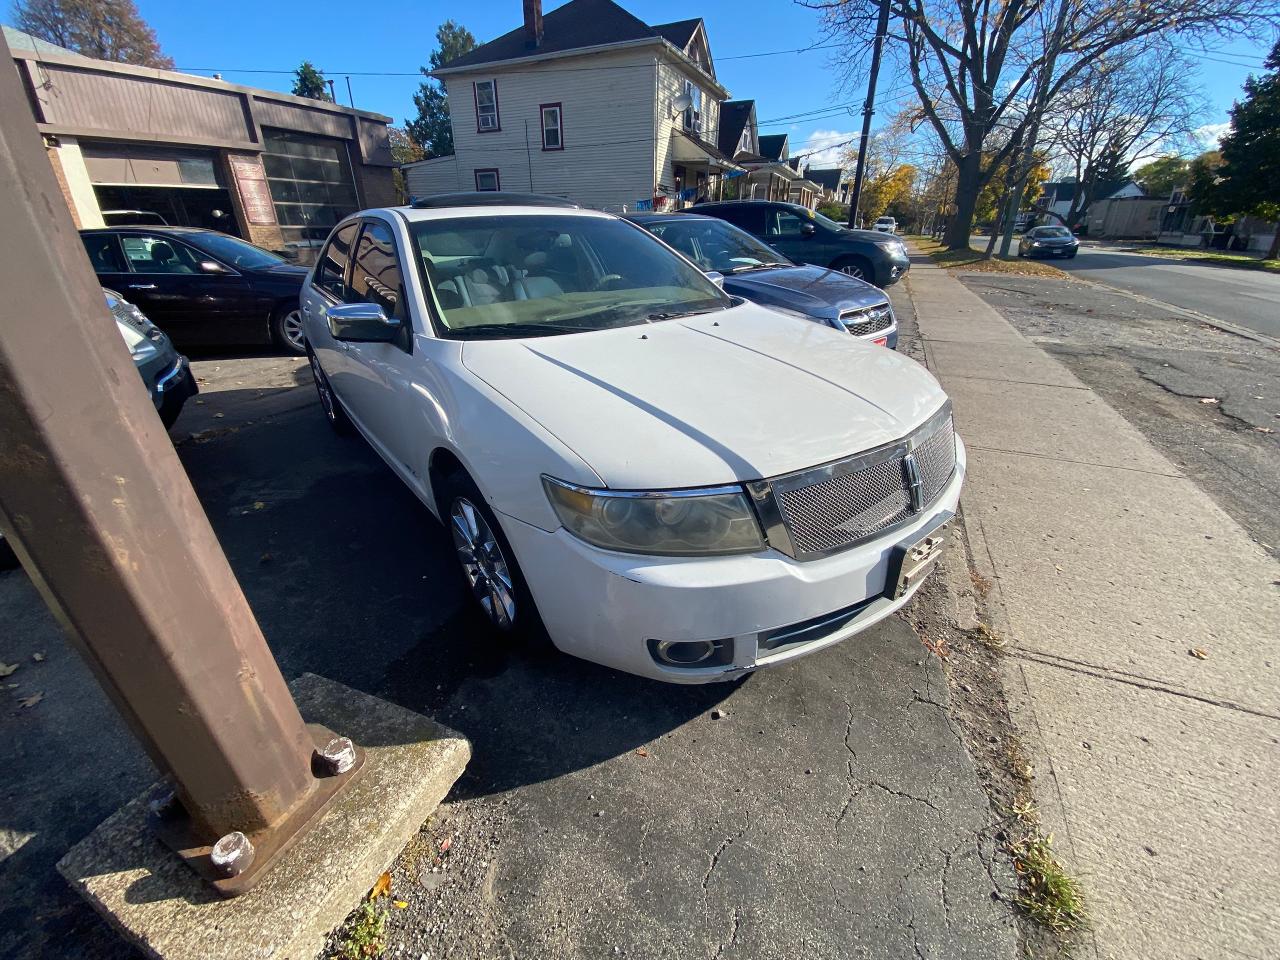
[704,270,725,288]
[800,222,817,238]
[328,303,401,343]
[199,260,229,274]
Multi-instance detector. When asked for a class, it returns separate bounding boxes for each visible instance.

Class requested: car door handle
[127,283,157,290]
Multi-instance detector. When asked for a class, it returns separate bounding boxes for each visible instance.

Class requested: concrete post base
[57,673,470,960]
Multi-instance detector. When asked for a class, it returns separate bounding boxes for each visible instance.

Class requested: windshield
[412,214,732,339]
[1033,226,1073,238]
[185,232,286,269]
[643,217,791,274]
[810,209,848,233]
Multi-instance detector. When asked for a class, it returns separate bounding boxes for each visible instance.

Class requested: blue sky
[134,0,1274,166]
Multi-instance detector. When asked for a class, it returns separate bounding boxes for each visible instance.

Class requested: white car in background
[301,193,963,683]
[873,216,897,234]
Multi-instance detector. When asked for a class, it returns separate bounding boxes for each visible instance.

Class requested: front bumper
[503,436,965,683]
[1025,244,1077,258]
[151,356,198,421]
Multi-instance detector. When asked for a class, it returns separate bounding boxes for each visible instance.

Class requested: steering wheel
[592,273,625,291]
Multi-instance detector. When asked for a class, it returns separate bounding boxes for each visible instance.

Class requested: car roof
[410,191,580,210]
[79,225,219,235]
[390,204,616,224]
[623,212,716,223]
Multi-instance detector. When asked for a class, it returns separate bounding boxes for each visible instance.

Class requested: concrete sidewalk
[903,256,1280,959]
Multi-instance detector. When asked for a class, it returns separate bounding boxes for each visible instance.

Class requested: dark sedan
[1018,225,1079,259]
[688,200,910,287]
[627,212,898,348]
[80,227,310,354]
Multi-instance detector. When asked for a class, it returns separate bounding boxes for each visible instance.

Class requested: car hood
[461,301,946,489]
[1027,235,1076,245]
[723,265,887,316]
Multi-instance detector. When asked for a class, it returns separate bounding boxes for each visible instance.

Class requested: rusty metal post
[0,37,358,895]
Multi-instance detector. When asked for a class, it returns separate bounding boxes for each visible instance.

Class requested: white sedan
[301,195,964,683]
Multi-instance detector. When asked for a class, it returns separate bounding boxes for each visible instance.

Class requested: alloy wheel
[838,263,866,279]
[282,309,306,352]
[450,497,516,631]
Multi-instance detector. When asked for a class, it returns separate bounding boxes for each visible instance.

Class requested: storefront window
[261,128,360,250]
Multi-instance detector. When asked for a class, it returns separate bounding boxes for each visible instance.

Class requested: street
[1057,245,1280,341]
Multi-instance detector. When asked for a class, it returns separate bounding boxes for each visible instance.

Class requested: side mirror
[800,222,817,238]
[327,302,401,343]
[199,260,229,274]
[704,270,725,288]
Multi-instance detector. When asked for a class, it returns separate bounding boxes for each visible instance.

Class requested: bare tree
[14,0,173,68]
[1041,44,1205,225]
[808,0,1276,249]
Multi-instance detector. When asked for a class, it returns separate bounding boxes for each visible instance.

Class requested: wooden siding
[653,59,721,197]
[405,156,462,197]
[444,48,657,211]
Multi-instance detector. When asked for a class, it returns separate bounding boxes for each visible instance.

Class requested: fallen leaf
[252,501,266,511]
[18,691,43,708]
[394,900,409,909]
[1189,647,1209,660]
[370,871,391,899]
[635,747,649,758]
[439,837,452,853]
[0,663,17,678]
[1198,398,1218,404]
[1256,427,1275,434]
[32,652,45,662]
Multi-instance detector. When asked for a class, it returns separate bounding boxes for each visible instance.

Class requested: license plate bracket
[886,516,951,600]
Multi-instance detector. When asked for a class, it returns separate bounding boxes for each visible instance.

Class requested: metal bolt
[314,736,357,776]
[210,831,255,878]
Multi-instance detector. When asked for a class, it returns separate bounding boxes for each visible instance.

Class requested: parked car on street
[302,194,963,683]
[100,209,168,227]
[1018,225,1079,259]
[626,212,897,347]
[80,227,311,354]
[691,200,911,287]
[873,216,897,234]
[105,288,198,427]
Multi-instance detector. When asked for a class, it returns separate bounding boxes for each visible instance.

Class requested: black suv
[79,227,310,354]
[692,201,910,287]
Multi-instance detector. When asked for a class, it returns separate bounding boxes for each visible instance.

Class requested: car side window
[82,234,128,274]
[766,211,807,238]
[315,222,359,300]
[348,221,405,320]
[119,234,204,274]
[715,206,765,234]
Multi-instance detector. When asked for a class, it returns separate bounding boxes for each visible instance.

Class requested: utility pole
[847,0,891,229]
[345,76,355,108]
[0,36,360,896]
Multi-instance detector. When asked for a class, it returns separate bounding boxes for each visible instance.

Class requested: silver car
[104,288,198,427]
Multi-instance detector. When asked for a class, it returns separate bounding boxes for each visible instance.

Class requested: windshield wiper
[451,322,582,340]
[648,305,727,321]
[728,263,788,274]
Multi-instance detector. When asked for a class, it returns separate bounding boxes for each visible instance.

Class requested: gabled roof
[806,167,843,191]
[652,18,701,49]
[437,0,715,89]
[758,133,788,161]
[718,100,755,156]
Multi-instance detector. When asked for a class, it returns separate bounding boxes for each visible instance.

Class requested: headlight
[543,477,765,556]
[130,339,159,361]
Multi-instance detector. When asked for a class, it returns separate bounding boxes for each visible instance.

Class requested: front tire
[271,305,307,355]
[441,472,547,648]
[832,255,875,284]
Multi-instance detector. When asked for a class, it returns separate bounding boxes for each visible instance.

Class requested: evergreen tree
[1214,41,1280,259]
[291,61,332,102]
[15,0,173,67]
[407,20,476,158]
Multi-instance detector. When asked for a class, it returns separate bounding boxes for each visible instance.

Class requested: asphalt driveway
[1,352,1019,960]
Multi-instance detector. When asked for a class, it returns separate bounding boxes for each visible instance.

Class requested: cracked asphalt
[2,332,1022,959]
[955,273,1280,558]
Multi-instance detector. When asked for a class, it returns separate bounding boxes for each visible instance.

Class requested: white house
[402,0,741,211]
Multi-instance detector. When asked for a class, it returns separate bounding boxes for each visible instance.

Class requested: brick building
[6,26,395,262]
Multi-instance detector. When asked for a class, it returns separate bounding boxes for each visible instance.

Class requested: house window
[682,80,702,134]
[540,104,563,151]
[737,127,751,155]
[474,80,500,132]
[474,168,500,191]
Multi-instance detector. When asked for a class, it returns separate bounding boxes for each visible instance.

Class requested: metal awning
[671,130,742,171]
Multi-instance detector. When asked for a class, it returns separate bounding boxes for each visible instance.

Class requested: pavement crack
[712,906,743,959]
[702,814,753,893]
[868,781,940,812]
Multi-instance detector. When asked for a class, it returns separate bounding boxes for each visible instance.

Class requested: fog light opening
[655,639,716,665]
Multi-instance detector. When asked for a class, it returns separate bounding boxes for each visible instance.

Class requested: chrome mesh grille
[839,306,893,338]
[777,459,912,556]
[913,417,956,505]
[770,411,956,559]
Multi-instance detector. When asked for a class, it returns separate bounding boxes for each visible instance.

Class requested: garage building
[6,26,395,262]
